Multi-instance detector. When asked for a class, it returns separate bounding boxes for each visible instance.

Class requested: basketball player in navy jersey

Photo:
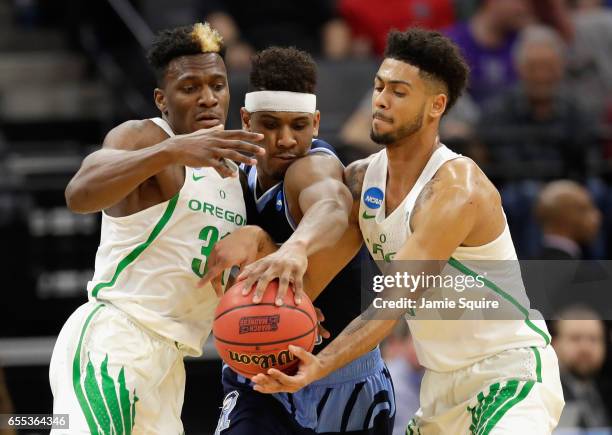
[202,47,395,435]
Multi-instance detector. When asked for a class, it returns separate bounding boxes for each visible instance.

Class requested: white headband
[244,91,316,113]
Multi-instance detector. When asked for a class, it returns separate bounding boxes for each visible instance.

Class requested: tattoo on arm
[345,161,368,201]
[342,315,369,336]
[413,177,439,217]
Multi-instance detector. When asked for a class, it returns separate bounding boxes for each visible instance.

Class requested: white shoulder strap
[149,117,175,137]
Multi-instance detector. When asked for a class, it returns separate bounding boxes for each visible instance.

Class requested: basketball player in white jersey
[49,23,266,433]
[247,29,565,434]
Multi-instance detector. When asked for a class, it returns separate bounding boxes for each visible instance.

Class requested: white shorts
[49,302,186,434]
[406,346,565,434]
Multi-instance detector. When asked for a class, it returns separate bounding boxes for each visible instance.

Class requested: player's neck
[256,170,280,197]
[385,130,440,186]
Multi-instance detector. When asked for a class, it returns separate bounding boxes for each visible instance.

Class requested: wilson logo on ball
[228,349,296,369]
[239,315,280,334]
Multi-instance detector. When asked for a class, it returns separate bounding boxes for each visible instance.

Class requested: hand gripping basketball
[213,280,318,378]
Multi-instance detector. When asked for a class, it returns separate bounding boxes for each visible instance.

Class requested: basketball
[213,280,318,378]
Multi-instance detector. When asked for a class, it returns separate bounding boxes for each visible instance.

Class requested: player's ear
[154,88,168,116]
[312,110,321,137]
[430,94,447,119]
[240,107,252,131]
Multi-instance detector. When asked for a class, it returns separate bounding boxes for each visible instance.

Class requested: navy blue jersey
[243,139,366,352]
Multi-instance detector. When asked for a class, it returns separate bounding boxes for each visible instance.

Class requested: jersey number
[192,225,219,278]
[192,226,230,286]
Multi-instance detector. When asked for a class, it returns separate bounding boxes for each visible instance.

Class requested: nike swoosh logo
[192,173,205,181]
[362,211,376,220]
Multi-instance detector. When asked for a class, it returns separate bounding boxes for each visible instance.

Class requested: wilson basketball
[213,280,318,378]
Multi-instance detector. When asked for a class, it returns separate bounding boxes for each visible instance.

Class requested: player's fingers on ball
[252,277,270,304]
[318,323,331,339]
[237,264,253,284]
[240,277,257,297]
[276,272,291,306]
[315,307,325,322]
[288,345,312,362]
[238,260,264,281]
[238,264,258,291]
[293,277,305,305]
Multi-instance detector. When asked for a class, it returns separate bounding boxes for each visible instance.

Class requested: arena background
[1,0,612,433]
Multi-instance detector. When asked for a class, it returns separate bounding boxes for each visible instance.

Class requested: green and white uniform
[50,118,246,434]
[359,145,564,434]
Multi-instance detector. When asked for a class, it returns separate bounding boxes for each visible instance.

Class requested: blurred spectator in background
[564,0,612,147]
[479,25,591,181]
[439,93,486,165]
[535,180,602,260]
[0,367,16,435]
[200,0,348,69]
[532,181,608,319]
[337,0,455,57]
[552,307,611,429]
[445,0,534,104]
[382,322,423,435]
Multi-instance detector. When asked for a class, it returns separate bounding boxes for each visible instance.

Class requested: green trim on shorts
[92,193,179,298]
[72,304,139,434]
[448,258,551,346]
[481,381,535,435]
[406,418,420,435]
[531,347,542,383]
[467,379,535,435]
[72,303,105,434]
[101,355,124,435]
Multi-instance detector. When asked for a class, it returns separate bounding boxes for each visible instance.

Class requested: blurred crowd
[9,0,612,259]
[4,0,612,433]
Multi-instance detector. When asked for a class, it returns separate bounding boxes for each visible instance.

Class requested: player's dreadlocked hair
[147,22,224,86]
[384,28,469,113]
[249,47,317,94]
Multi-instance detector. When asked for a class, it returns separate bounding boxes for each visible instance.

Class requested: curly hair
[147,22,224,85]
[249,47,317,93]
[384,28,469,113]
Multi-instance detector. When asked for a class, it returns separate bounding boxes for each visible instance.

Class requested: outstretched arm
[238,153,353,305]
[252,159,502,392]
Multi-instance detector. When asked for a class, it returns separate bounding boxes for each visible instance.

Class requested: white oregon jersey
[87,118,246,356]
[359,145,550,372]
